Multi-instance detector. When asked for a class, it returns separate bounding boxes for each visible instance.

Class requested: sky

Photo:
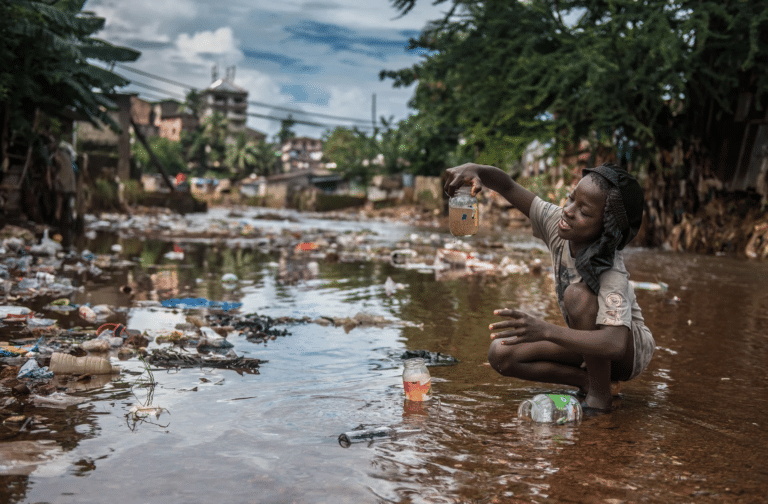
[83,0,449,140]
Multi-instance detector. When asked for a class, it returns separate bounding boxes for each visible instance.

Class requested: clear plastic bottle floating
[517,394,582,424]
[338,426,421,448]
[449,186,479,237]
[402,358,432,401]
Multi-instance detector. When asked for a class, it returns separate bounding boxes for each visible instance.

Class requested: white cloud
[84,0,447,138]
[176,27,243,64]
[87,0,198,43]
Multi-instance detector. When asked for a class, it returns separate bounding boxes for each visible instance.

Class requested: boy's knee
[563,283,598,329]
[488,339,516,376]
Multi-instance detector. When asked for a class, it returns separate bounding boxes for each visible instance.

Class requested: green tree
[252,139,281,176]
[277,116,297,145]
[181,111,229,176]
[182,89,205,120]
[385,0,768,246]
[202,111,228,169]
[226,132,261,179]
[132,136,186,176]
[322,127,378,185]
[0,0,140,156]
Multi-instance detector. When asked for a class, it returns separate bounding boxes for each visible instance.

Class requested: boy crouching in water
[444,162,655,411]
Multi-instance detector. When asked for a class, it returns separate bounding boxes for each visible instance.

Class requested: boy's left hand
[489,308,548,344]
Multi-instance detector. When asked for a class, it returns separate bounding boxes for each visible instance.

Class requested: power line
[120,74,375,131]
[115,64,193,90]
[247,111,373,130]
[115,64,378,125]
[127,80,185,100]
[247,100,373,125]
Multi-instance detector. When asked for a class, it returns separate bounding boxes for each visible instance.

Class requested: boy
[444,162,655,411]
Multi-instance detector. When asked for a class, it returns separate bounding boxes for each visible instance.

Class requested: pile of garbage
[0,202,548,426]
[80,208,548,282]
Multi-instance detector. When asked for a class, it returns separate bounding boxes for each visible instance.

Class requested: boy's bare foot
[581,394,613,412]
[579,381,621,398]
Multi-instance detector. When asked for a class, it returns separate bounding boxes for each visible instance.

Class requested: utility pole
[371,93,376,131]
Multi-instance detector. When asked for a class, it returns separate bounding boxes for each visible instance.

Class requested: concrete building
[201,66,248,142]
[281,137,324,173]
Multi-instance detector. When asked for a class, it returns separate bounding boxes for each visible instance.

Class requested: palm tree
[226,133,258,180]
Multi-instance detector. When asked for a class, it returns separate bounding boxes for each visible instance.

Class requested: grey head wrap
[574,163,644,294]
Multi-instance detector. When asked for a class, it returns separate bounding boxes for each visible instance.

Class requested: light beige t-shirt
[529,196,645,329]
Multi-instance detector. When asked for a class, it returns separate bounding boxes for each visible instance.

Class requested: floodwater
[2,208,767,503]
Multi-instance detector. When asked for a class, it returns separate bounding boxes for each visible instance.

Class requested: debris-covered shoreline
[0,203,546,433]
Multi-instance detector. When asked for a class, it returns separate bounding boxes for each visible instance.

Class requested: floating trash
[630,281,669,292]
[49,352,113,375]
[161,298,242,312]
[17,359,54,380]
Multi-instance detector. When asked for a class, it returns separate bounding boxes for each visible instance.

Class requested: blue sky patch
[280,83,330,106]
[285,20,414,60]
[242,48,321,74]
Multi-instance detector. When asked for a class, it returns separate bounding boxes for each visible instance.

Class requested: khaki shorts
[628,322,655,381]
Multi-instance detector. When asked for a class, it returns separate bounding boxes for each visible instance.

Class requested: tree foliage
[0,0,140,143]
[132,136,187,176]
[322,127,377,185]
[226,133,278,180]
[384,0,768,243]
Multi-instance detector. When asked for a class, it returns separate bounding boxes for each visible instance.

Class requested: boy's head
[582,163,644,250]
[573,163,645,294]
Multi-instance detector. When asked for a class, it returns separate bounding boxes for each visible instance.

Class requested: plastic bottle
[49,352,113,375]
[449,186,479,237]
[338,427,396,447]
[337,426,420,448]
[402,357,431,401]
[517,393,582,424]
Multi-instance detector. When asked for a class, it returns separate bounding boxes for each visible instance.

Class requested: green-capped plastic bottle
[517,393,582,424]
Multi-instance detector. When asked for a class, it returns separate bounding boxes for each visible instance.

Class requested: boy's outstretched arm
[444,163,536,218]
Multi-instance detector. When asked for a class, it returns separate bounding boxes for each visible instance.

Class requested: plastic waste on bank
[0,337,43,357]
[49,352,113,375]
[27,317,57,329]
[517,394,582,424]
[0,306,32,320]
[81,338,111,352]
[338,426,420,448]
[197,327,234,349]
[78,305,97,323]
[17,359,54,380]
[29,229,62,256]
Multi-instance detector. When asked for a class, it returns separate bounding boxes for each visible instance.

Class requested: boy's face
[558,175,606,253]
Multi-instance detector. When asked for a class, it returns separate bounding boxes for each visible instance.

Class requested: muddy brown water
[1,209,767,503]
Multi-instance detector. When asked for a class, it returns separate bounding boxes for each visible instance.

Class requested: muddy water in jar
[448,206,479,236]
[402,358,432,401]
[449,186,479,236]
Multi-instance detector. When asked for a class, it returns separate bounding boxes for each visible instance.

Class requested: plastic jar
[449,186,479,236]
[402,358,432,401]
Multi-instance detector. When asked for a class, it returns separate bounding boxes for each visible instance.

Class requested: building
[153,100,197,142]
[201,66,248,142]
[74,93,156,180]
[281,136,324,173]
